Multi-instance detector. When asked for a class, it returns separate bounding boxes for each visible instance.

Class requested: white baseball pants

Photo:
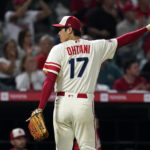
[53,93,96,150]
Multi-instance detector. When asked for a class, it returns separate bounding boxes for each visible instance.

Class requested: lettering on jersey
[67,47,72,55]
[79,45,83,53]
[66,45,90,55]
[71,46,77,55]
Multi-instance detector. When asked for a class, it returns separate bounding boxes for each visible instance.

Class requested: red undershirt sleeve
[38,72,57,109]
[116,27,148,49]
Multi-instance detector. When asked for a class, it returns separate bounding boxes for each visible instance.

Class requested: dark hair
[64,27,82,36]
[72,29,81,36]
[18,28,29,48]
[123,59,138,73]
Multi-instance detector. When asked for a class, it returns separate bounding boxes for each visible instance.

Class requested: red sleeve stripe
[43,64,60,73]
[43,68,58,75]
[45,62,61,68]
[44,63,61,69]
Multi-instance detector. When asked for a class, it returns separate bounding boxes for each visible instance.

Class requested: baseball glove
[27,109,49,141]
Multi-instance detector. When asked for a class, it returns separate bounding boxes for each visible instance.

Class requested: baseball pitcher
[28,16,150,150]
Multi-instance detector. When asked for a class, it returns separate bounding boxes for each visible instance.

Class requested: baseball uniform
[43,38,117,150]
[39,16,149,150]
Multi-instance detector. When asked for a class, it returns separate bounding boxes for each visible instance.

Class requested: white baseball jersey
[43,39,117,94]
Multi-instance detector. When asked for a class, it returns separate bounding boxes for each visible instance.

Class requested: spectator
[117,3,138,40]
[15,54,45,91]
[35,34,54,70]
[143,33,150,55]
[10,128,27,150]
[139,33,150,69]
[97,61,123,89]
[141,60,150,83]
[113,59,149,91]
[4,0,51,42]
[136,0,150,28]
[116,3,140,66]
[140,43,150,83]
[18,28,39,58]
[0,39,20,90]
[87,0,120,39]
[70,0,97,23]
[115,0,137,12]
[55,1,70,22]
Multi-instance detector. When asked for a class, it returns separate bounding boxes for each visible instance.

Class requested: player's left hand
[26,109,49,141]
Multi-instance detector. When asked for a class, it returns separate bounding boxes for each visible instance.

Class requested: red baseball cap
[14,0,25,5]
[10,128,26,139]
[52,16,82,31]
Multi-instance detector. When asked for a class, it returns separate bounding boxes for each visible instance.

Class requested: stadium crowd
[0,0,150,92]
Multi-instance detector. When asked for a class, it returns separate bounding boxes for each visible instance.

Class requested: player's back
[56,39,102,94]
[44,38,117,94]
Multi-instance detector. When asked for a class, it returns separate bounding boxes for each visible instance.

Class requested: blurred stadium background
[0,0,150,150]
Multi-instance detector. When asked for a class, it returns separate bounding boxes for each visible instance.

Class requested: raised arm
[36,0,51,20]
[10,0,32,22]
[116,24,150,49]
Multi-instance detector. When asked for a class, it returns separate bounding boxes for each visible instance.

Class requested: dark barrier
[0,102,150,150]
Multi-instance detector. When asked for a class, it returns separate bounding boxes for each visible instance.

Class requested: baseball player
[36,16,150,150]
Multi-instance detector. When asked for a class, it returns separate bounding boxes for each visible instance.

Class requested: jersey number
[69,57,89,79]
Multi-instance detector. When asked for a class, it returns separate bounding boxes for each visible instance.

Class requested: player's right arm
[38,45,62,110]
[116,24,150,49]
[38,72,57,110]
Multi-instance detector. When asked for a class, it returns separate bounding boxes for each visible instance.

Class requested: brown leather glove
[28,109,49,141]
